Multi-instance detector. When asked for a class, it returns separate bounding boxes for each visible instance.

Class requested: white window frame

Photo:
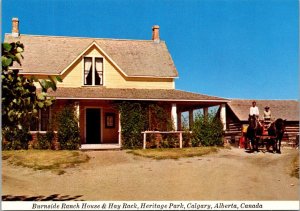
[82,56,104,86]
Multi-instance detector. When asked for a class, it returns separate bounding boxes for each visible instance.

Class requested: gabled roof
[44,87,228,102]
[4,34,178,78]
[228,99,299,121]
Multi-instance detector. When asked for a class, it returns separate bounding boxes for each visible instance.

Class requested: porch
[47,88,229,149]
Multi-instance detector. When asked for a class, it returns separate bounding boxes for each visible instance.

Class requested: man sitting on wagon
[249,101,262,127]
[263,106,272,126]
[249,101,259,119]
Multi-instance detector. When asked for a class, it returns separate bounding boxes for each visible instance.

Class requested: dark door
[86,108,101,144]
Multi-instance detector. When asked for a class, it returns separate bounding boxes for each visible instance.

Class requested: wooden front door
[86,108,101,144]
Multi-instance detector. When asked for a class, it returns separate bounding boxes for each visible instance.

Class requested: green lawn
[2,150,89,175]
[127,146,219,160]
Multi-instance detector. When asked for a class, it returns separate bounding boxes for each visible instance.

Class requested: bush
[191,113,224,147]
[36,130,55,150]
[2,127,32,150]
[56,106,80,150]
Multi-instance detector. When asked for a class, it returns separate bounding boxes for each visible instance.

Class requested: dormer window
[84,57,103,85]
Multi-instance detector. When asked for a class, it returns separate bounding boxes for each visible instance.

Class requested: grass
[290,153,299,178]
[127,146,219,160]
[2,150,90,175]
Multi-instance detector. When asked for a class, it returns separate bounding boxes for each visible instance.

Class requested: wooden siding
[32,45,175,89]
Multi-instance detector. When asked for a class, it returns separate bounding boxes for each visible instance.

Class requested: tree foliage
[2,42,61,149]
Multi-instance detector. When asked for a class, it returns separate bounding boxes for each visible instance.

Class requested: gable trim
[60,41,129,78]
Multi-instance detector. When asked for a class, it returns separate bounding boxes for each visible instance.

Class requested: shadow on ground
[2,194,83,201]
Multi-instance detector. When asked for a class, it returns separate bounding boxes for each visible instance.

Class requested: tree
[2,41,61,149]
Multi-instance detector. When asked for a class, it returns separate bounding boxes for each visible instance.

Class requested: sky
[2,0,299,100]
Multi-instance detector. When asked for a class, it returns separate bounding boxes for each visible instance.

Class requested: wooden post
[171,103,178,130]
[203,107,208,117]
[143,132,146,149]
[118,112,122,147]
[74,101,80,127]
[177,111,182,131]
[189,109,193,129]
[179,132,183,148]
[220,104,226,130]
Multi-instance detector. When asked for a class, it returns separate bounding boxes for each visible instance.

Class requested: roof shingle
[4,34,178,78]
[44,87,228,102]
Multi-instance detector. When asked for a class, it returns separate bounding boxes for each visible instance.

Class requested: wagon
[242,122,277,152]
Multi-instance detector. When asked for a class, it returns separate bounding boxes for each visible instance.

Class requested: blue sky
[2,0,299,100]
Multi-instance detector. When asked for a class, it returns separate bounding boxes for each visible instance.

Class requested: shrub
[56,105,80,150]
[36,130,55,150]
[191,113,224,147]
[2,127,32,150]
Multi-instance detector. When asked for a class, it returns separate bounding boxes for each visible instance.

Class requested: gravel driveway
[2,148,299,200]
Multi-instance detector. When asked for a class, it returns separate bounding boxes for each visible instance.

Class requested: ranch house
[5,18,229,149]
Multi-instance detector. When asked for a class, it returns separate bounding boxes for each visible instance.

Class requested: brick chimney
[12,18,19,37]
[152,25,160,43]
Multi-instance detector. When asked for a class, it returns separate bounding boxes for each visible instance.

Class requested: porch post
[177,111,182,131]
[171,103,178,131]
[220,103,226,130]
[118,112,122,147]
[74,101,80,127]
[189,109,194,130]
[203,107,208,117]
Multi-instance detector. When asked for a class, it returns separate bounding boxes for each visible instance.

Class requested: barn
[224,99,299,147]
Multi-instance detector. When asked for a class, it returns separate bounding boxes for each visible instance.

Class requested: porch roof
[45,87,228,103]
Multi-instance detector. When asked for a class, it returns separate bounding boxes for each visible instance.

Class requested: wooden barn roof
[44,87,228,102]
[228,99,299,121]
[4,34,178,78]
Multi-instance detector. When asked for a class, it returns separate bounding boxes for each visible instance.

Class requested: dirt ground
[2,147,299,200]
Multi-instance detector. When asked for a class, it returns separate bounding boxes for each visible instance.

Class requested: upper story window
[84,57,103,86]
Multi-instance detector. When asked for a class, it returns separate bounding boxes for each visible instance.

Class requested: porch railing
[141,131,192,149]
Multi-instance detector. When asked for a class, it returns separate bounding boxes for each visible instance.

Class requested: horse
[268,118,286,153]
[246,115,263,152]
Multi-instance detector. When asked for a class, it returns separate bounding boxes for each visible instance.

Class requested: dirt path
[2,148,299,200]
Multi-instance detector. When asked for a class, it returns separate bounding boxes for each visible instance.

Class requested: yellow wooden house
[5,18,229,149]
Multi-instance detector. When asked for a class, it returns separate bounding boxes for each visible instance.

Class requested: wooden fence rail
[141,131,192,149]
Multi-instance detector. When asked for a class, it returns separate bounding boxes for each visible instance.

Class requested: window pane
[95,58,103,85]
[30,117,39,131]
[41,108,50,131]
[84,57,93,85]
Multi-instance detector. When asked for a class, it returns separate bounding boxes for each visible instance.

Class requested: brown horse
[246,115,263,152]
[268,118,286,153]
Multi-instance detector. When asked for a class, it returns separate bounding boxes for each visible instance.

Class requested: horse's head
[275,118,286,134]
